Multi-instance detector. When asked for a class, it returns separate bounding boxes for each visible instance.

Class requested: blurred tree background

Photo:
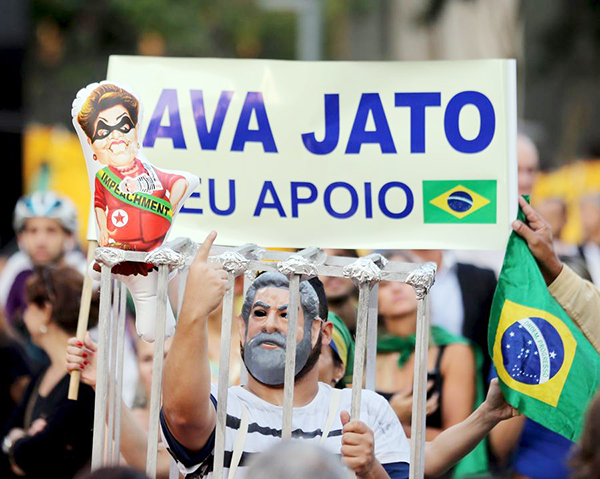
[1,0,597,246]
[27,0,599,168]
[27,0,377,125]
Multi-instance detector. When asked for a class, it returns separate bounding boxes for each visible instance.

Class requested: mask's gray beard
[241,328,322,387]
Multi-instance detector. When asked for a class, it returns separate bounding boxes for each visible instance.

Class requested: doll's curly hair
[77,84,139,139]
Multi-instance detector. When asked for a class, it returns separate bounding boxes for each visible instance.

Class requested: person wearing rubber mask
[67,234,520,478]
[152,233,519,479]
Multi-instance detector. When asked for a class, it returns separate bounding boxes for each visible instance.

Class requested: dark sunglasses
[92,116,134,143]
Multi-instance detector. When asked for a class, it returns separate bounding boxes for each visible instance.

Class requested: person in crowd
[534,197,592,282]
[67,234,518,478]
[1,193,140,406]
[0,311,31,436]
[245,441,347,479]
[512,196,600,353]
[453,132,541,275]
[67,330,175,478]
[0,192,84,333]
[410,249,496,385]
[488,367,574,479]
[132,337,173,428]
[68,335,517,479]
[375,252,487,477]
[321,249,359,335]
[517,133,540,198]
[147,232,517,478]
[162,237,409,478]
[0,266,98,478]
[487,196,600,479]
[570,391,600,479]
[318,312,354,388]
[535,197,577,257]
[576,193,600,286]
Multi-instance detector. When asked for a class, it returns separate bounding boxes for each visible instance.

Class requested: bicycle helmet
[13,191,78,234]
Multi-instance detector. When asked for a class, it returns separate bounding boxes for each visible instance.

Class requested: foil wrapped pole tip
[277,246,326,277]
[94,247,126,267]
[406,262,437,300]
[210,244,265,277]
[152,237,199,268]
[145,248,186,269]
[342,253,388,287]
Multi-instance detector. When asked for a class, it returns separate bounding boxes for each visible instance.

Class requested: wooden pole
[365,283,378,391]
[68,240,98,400]
[409,296,430,479]
[146,265,170,479]
[112,281,127,464]
[106,280,120,464]
[240,275,252,386]
[282,275,300,440]
[171,267,188,479]
[91,264,113,470]
[213,273,236,479]
[350,283,370,421]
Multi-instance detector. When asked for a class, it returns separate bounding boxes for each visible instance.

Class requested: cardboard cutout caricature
[71,81,199,342]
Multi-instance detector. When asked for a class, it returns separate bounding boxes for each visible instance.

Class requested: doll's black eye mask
[92,116,134,142]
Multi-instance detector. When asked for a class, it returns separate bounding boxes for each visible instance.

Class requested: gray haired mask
[243,330,313,386]
[241,272,320,386]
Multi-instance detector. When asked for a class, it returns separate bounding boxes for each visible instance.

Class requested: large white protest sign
[103,56,517,249]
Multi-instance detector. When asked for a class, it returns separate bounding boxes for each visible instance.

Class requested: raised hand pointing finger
[181,231,227,320]
[195,230,217,264]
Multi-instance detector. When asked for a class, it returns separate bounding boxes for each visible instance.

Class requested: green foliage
[27,0,359,124]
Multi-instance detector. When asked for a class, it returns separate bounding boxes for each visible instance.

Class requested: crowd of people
[0,131,599,479]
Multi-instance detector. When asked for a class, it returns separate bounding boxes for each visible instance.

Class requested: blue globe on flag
[447,191,473,213]
[501,317,565,385]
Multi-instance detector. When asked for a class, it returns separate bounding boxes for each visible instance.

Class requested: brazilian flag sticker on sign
[423,180,497,224]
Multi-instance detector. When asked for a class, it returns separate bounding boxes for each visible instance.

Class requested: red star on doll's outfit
[94,158,185,251]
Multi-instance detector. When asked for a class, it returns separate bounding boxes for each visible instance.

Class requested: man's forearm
[423,404,496,478]
[162,306,215,450]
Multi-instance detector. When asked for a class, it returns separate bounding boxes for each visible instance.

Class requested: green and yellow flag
[489,202,600,440]
[423,180,497,224]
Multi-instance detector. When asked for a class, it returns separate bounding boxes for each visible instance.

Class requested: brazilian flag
[423,180,496,224]
[488,201,600,440]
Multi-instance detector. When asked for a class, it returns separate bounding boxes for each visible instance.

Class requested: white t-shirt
[161,382,410,478]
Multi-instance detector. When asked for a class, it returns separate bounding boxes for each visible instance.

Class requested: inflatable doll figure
[72,82,199,342]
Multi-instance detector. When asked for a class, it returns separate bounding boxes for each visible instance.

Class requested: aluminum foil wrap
[277,255,319,277]
[213,250,249,276]
[342,254,388,286]
[145,248,186,268]
[94,247,126,267]
[161,237,199,267]
[277,246,326,278]
[406,261,437,299]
